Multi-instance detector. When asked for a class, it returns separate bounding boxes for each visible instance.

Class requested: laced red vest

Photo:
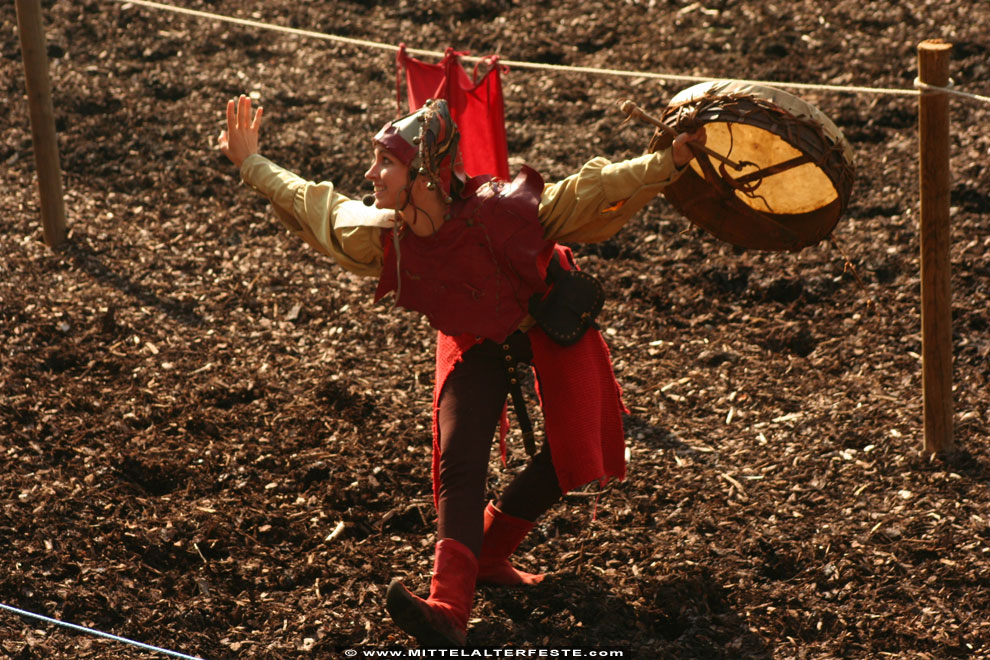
[374,166,555,343]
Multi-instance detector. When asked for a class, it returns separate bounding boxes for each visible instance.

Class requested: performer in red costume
[218,94,705,647]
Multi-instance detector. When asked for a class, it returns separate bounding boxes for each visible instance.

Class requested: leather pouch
[528,261,605,346]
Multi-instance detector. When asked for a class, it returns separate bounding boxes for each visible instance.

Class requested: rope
[111,0,990,104]
[914,77,990,104]
[0,602,208,660]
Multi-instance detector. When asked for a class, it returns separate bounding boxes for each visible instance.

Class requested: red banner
[397,46,509,180]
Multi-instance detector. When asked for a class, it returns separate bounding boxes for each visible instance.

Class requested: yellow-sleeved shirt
[240,149,685,278]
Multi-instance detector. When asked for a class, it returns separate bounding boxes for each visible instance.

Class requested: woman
[218,94,704,646]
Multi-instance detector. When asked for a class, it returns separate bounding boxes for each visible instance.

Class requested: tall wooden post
[917,40,953,454]
[15,0,67,248]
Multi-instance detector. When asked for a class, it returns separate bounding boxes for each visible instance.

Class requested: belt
[496,332,537,457]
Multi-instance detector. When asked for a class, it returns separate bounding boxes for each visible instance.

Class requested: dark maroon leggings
[435,332,563,556]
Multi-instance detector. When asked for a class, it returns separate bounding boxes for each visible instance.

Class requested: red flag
[397,46,509,180]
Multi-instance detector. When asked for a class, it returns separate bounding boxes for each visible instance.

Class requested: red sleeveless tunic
[375,168,627,502]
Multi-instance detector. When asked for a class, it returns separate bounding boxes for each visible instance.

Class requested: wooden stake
[15,0,67,249]
[917,40,953,454]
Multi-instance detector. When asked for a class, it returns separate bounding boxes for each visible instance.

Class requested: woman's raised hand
[218,94,263,168]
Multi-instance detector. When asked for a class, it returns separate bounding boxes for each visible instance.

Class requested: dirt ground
[2,1,989,658]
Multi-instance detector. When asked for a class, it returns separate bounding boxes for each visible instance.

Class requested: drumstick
[619,99,750,171]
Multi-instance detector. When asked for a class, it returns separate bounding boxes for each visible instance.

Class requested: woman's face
[364,146,409,210]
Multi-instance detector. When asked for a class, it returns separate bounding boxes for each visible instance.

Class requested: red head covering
[373,98,466,203]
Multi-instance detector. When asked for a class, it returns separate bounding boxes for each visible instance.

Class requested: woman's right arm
[241,154,383,277]
[218,95,385,278]
[239,155,385,278]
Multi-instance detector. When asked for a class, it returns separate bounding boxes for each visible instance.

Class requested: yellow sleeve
[240,154,385,278]
[538,148,685,244]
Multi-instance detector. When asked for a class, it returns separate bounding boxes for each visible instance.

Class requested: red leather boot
[386,538,478,647]
[477,501,546,586]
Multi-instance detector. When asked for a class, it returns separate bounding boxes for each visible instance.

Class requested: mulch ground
[2,1,989,658]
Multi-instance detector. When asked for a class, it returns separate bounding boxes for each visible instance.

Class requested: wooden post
[917,40,953,454]
[15,0,67,249]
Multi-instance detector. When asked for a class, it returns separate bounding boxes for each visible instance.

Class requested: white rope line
[113,0,990,104]
[0,601,208,660]
[914,77,990,103]
[114,0,426,56]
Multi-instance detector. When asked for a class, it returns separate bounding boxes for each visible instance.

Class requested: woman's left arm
[539,129,706,244]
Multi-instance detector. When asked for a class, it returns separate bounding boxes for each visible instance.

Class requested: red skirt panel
[430,325,626,507]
